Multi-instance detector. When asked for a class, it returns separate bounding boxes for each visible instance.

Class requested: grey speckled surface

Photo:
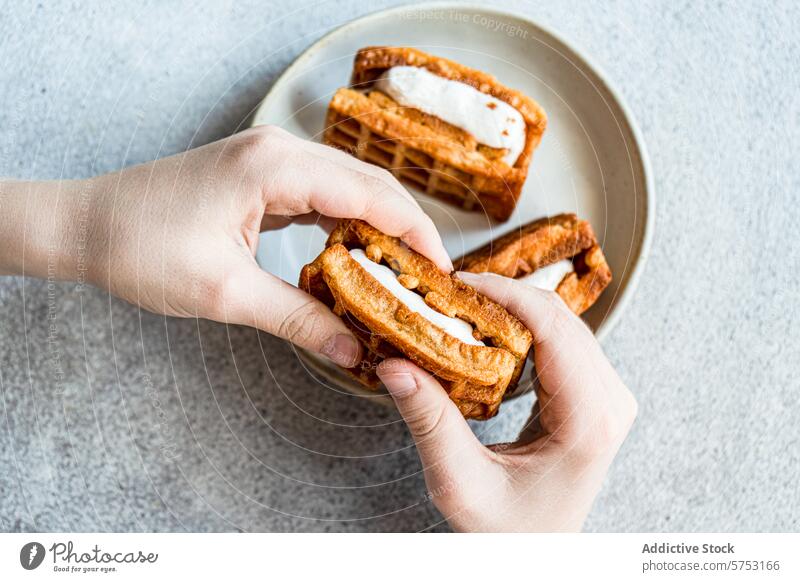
[1,0,798,532]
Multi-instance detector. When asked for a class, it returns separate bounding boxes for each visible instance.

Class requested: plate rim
[251,1,654,356]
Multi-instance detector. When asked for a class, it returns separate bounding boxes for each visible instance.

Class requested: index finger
[454,272,614,438]
[455,271,594,350]
[260,128,453,272]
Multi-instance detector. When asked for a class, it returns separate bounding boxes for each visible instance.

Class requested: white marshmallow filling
[518,259,575,291]
[373,66,526,166]
[349,248,484,347]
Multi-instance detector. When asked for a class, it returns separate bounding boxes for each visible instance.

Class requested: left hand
[0,125,452,368]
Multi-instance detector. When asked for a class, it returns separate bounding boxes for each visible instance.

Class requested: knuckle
[569,406,630,463]
[623,389,639,426]
[257,124,291,140]
[250,123,292,147]
[205,271,246,320]
[277,300,327,347]
[352,159,394,183]
[375,167,398,185]
[361,174,396,203]
[406,401,448,441]
[226,125,292,169]
[356,172,384,194]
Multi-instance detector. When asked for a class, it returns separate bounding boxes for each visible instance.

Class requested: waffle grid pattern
[324,109,491,212]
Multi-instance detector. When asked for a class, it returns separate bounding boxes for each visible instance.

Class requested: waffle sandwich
[455,214,612,315]
[323,46,547,222]
[299,220,533,420]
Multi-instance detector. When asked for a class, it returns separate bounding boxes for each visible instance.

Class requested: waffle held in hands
[299,220,533,420]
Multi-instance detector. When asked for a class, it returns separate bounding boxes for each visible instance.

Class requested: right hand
[377,273,637,532]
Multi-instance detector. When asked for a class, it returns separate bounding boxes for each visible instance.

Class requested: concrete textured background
[1,0,798,532]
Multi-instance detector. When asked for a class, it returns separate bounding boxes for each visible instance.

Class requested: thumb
[220,260,362,368]
[377,359,483,481]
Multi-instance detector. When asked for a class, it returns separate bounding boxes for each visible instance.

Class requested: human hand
[1,126,451,367]
[376,273,637,532]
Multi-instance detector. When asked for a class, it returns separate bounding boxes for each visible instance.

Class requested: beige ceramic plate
[251,2,654,403]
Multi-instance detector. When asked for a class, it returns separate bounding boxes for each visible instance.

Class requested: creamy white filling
[519,259,575,291]
[374,66,526,166]
[349,249,484,347]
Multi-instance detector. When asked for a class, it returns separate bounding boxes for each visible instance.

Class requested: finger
[455,271,593,349]
[300,138,423,210]
[260,211,337,233]
[256,128,452,272]
[377,359,482,480]
[455,272,614,441]
[221,260,362,368]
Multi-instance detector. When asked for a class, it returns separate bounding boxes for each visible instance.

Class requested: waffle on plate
[324,46,547,221]
[455,213,612,315]
[299,220,533,420]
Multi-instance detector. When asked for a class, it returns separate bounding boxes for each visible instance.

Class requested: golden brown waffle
[299,220,533,420]
[454,213,612,315]
[323,46,547,222]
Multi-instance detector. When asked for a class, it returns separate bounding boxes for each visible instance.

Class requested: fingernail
[321,334,361,368]
[379,371,418,398]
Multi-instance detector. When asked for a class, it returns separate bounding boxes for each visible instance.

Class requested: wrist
[0,177,97,282]
[62,177,101,288]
